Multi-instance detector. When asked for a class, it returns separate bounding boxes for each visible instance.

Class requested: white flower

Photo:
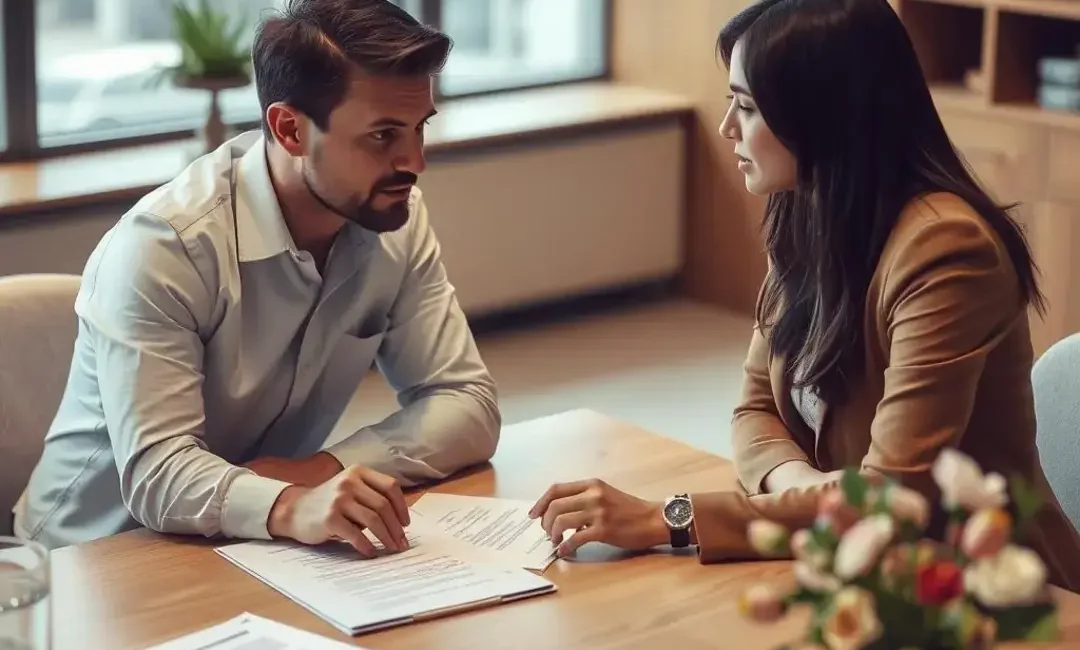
[834,514,895,581]
[886,486,930,531]
[964,545,1048,608]
[794,560,842,593]
[932,448,1007,511]
[747,519,790,557]
[822,587,883,650]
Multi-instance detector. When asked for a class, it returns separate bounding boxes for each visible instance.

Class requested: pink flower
[961,508,1012,560]
[834,514,895,581]
[818,489,861,536]
[737,584,787,623]
[932,448,1007,512]
[886,486,929,531]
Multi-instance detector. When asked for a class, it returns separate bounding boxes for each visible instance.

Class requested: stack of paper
[148,613,362,649]
[215,495,562,636]
[408,493,562,571]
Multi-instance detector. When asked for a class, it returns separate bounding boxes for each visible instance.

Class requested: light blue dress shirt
[13,132,500,549]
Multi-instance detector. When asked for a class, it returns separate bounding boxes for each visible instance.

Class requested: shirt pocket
[324,331,386,390]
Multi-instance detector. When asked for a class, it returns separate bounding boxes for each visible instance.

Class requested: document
[147,613,361,649]
[215,531,555,636]
[409,493,562,572]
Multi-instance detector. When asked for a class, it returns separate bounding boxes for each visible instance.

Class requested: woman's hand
[528,479,669,556]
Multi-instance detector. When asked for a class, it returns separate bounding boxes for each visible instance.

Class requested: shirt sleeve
[325,193,501,485]
[691,210,1025,561]
[83,212,290,539]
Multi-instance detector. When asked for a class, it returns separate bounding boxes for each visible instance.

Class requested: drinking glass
[0,537,49,650]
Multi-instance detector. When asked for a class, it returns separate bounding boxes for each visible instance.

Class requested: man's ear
[266,103,308,156]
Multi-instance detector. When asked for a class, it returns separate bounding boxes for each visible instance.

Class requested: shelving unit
[893,0,1080,354]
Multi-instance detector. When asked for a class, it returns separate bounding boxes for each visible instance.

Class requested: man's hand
[528,478,668,556]
[245,452,344,487]
[267,466,411,558]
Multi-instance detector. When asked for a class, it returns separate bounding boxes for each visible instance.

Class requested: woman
[529,0,1080,590]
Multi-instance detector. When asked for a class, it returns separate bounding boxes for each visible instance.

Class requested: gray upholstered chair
[0,274,80,536]
[1033,332,1080,533]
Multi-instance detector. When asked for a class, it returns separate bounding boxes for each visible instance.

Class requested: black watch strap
[670,526,691,548]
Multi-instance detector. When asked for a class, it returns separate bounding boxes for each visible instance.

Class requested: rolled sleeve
[327,192,500,484]
[220,473,292,540]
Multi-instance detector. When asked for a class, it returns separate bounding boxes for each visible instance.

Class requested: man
[13,0,500,555]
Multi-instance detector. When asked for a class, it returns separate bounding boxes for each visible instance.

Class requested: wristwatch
[662,494,694,548]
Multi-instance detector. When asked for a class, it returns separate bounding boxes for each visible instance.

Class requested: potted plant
[162,0,253,152]
[738,449,1059,649]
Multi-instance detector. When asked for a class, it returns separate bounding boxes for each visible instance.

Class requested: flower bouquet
[738,449,1058,650]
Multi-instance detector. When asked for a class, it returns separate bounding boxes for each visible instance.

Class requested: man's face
[302,73,435,233]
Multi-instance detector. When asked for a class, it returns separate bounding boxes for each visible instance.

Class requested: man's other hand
[267,465,411,558]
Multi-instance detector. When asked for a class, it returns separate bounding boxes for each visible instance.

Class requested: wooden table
[49,410,1080,649]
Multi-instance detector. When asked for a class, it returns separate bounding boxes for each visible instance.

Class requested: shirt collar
[234,133,299,263]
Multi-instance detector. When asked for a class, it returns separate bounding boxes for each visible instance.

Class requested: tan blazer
[689,193,1080,592]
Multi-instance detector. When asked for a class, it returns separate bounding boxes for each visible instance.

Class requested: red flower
[916,561,964,606]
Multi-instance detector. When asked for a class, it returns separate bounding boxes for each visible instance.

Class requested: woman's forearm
[764,460,844,493]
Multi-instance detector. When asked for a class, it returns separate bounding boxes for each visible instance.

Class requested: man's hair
[252,0,452,136]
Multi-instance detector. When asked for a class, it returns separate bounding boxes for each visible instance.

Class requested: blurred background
[2,0,1079,456]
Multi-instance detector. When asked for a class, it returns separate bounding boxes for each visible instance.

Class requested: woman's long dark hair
[718,0,1043,404]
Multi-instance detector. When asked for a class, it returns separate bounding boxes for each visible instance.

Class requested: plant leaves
[841,467,868,509]
[988,602,1058,641]
[167,0,251,79]
[1009,475,1044,541]
[1024,611,1059,642]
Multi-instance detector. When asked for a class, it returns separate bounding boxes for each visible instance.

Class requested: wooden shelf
[995,0,1080,22]
[911,0,1080,21]
[898,0,1080,128]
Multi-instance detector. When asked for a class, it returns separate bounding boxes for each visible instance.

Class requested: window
[439,0,607,96]
[2,0,609,160]
[34,0,280,148]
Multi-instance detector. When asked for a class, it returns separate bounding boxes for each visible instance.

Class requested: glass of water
[0,538,49,650]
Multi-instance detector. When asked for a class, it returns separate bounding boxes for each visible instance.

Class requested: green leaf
[1009,475,1044,541]
[841,468,868,509]
[1025,611,1060,642]
[989,602,1058,641]
[809,524,839,552]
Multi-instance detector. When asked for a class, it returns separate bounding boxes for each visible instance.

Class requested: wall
[612,0,766,315]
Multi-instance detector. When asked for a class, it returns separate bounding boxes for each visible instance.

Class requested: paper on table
[215,531,555,636]
[146,612,361,650]
[408,493,565,572]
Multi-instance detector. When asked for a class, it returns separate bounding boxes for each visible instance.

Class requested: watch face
[664,497,693,529]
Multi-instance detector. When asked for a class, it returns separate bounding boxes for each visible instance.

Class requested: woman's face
[718,40,797,196]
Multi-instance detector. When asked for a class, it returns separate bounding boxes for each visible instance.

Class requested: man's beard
[302,162,416,234]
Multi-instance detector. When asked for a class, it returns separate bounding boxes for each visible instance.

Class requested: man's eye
[371,130,395,142]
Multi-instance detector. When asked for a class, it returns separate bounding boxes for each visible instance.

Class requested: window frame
[0,0,612,163]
